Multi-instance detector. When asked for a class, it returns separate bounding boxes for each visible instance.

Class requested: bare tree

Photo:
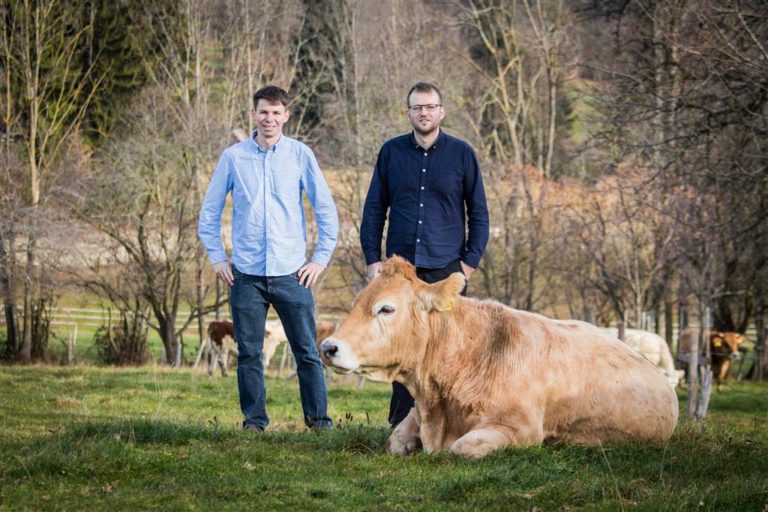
[587,0,767,335]
[1,0,103,360]
[450,0,577,309]
[71,85,205,364]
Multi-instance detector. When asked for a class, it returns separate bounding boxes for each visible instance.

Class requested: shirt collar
[410,129,445,151]
[252,130,285,153]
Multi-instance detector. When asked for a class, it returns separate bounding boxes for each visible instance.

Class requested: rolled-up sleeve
[198,152,233,265]
[302,149,338,267]
[462,148,489,268]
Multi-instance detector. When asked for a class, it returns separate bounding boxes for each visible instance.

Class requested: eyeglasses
[408,104,442,113]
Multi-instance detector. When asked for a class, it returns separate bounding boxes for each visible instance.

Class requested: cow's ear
[419,273,466,312]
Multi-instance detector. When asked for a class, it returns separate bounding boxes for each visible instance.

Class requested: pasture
[1,366,767,511]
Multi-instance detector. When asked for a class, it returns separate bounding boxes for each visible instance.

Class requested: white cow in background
[604,328,684,388]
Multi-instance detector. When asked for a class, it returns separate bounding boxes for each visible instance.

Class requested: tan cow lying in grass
[319,256,679,458]
[204,319,287,377]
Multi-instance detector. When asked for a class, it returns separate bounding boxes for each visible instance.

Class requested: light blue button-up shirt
[198,133,338,276]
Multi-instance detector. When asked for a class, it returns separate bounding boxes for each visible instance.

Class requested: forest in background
[1,0,766,370]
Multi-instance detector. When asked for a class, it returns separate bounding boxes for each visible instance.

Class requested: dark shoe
[242,424,264,432]
[309,421,333,432]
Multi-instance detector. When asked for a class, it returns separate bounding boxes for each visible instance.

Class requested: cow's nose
[320,340,338,359]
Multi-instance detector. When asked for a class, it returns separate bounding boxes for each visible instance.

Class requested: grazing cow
[205,320,236,377]
[319,256,678,458]
[604,328,684,388]
[678,327,746,392]
[204,319,287,377]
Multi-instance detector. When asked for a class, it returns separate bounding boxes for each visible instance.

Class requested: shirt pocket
[269,161,303,197]
[430,167,464,198]
[231,155,260,205]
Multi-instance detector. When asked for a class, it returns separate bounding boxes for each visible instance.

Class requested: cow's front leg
[450,424,542,459]
[449,427,510,458]
[387,407,422,455]
[206,348,215,376]
[716,360,730,392]
[217,350,228,377]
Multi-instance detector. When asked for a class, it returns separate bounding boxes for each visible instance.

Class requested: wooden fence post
[755,312,765,381]
[687,325,699,418]
[616,310,627,341]
[67,333,75,366]
[694,306,713,419]
[665,300,674,350]
[681,302,701,418]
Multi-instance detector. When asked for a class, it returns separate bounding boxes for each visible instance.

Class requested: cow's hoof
[405,437,423,453]
[450,441,499,459]
[387,434,422,455]
[450,429,510,459]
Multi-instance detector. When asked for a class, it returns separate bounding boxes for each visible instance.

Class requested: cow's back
[432,302,679,445]
[541,319,679,443]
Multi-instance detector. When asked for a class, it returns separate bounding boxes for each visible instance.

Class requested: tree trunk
[159,316,178,366]
[756,310,766,381]
[20,241,35,362]
[664,299,674,350]
[0,232,18,358]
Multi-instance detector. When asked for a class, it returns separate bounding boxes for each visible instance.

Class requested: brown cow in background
[204,319,335,377]
[678,327,746,392]
[205,320,236,377]
[204,319,287,377]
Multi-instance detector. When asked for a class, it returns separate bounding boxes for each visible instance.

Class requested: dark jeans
[388,258,467,427]
[230,266,332,430]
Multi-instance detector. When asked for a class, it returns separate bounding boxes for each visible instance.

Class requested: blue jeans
[230,266,332,430]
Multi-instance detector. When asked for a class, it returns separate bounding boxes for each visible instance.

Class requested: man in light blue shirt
[198,85,338,432]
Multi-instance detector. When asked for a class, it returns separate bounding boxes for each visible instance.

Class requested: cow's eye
[377,305,395,315]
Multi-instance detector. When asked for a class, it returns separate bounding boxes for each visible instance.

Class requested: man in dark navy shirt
[360,82,490,427]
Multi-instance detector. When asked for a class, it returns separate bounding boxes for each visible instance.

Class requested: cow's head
[319,256,466,381]
[710,332,745,360]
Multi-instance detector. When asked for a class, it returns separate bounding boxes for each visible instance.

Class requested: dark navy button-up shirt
[361,130,489,269]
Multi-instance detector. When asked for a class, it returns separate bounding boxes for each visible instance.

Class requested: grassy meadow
[0,365,767,511]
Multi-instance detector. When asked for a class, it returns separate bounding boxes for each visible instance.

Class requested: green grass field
[1,366,766,511]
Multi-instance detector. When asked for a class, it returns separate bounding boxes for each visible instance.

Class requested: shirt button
[420,186,424,190]
[416,239,420,243]
[418,220,422,224]
[423,152,427,156]
[420,203,423,207]
[422,168,426,172]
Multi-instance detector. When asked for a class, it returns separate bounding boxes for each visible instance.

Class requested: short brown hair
[406,82,443,107]
[253,86,290,109]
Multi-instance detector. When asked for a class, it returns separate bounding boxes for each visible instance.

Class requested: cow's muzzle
[318,338,358,374]
[320,340,338,359]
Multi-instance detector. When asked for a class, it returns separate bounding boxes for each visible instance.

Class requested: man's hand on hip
[298,262,325,288]
[460,261,475,279]
[366,262,383,282]
[213,260,234,286]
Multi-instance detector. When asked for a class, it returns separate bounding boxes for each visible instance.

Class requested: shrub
[94,310,148,365]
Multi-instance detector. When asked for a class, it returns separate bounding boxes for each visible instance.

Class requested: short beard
[413,124,439,137]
